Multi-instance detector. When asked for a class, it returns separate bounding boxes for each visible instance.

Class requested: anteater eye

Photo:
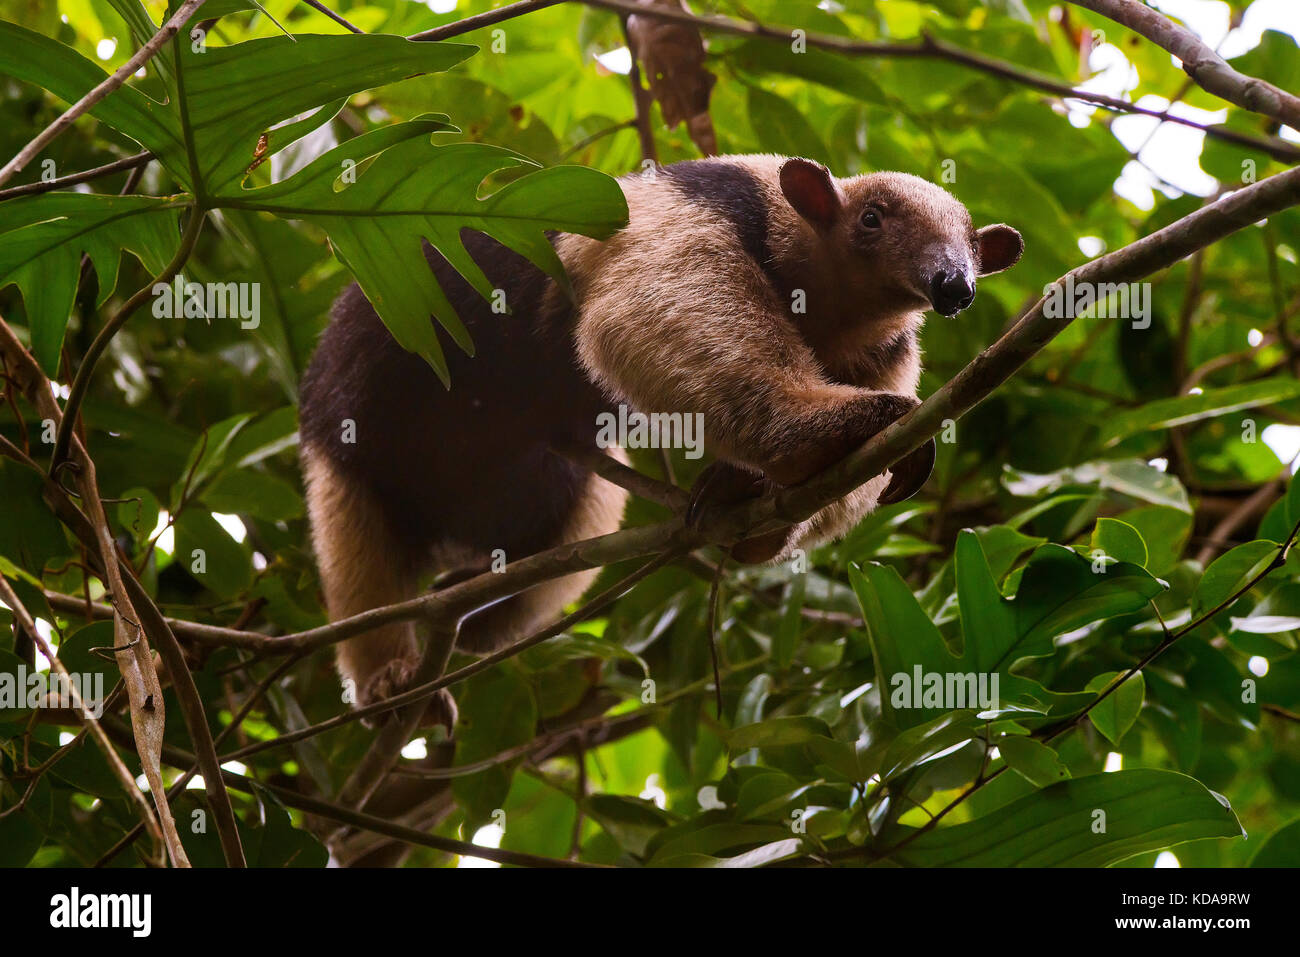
[860,206,883,229]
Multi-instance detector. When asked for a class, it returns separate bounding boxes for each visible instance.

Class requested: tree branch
[0,151,154,202]
[574,0,1300,163]
[1068,0,1300,132]
[408,0,565,42]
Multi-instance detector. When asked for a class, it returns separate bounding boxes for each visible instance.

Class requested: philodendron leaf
[0,21,179,159]
[0,195,182,371]
[225,131,629,384]
[170,32,476,195]
[0,21,474,196]
[852,533,1163,731]
[893,769,1242,866]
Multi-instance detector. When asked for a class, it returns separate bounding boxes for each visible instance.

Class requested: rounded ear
[779,158,841,231]
[976,224,1024,276]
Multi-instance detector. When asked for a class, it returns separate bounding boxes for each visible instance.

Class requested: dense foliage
[1,0,1300,868]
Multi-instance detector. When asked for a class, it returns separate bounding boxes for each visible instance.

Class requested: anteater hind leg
[302,448,456,729]
[456,455,629,655]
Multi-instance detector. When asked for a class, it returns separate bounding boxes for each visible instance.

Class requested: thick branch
[1069,0,1300,132]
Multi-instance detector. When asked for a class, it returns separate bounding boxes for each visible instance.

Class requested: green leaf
[200,470,303,522]
[1114,506,1190,575]
[894,770,1241,866]
[1084,671,1145,745]
[746,86,831,166]
[647,823,791,864]
[997,734,1071,788]
[1003,459,1191,513]
[853,535,1161,731]
[0,194,181,371]
[1194,540,1281,619]
[1100,379,1300,447]
[652,838,803,868]
[0,807,46,866]
[171,33,476,194]
[225,131,628,384]
[773,572,806,670]
[173,508,253,597]
[1091,517,1148,568]
[584,794,676,857]
[729,40,888,106]
[0,20,178,157]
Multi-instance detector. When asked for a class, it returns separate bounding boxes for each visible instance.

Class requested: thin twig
[301,0,362,33]
[409,0,565,41]
[0,152,154,202]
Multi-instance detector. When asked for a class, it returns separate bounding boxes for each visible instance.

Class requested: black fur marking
[871,328,916,374]
[828,327,918,388]
[659,160,789,298]
[300,230,612,563]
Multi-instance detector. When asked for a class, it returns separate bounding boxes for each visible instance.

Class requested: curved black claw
[879,437,937,506]
[685,460,768,528]
[422,688,459,736]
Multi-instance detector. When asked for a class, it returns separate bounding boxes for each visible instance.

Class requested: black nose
[929,270,975,316]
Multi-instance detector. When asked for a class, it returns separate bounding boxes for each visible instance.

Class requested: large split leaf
[223,127,629,384]
[0,20,179,158]
[170,32,476,195]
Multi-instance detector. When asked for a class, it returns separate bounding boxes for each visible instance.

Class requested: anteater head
[778,158,1023,319]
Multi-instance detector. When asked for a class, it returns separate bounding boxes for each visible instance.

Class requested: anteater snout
[928,269,975,316]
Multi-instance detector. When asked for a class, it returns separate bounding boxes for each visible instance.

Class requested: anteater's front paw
[358,660,458,734]
[685,460,768,528]
[868,394,933,505]
[872,392,922,427]
[686,461,793,564]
